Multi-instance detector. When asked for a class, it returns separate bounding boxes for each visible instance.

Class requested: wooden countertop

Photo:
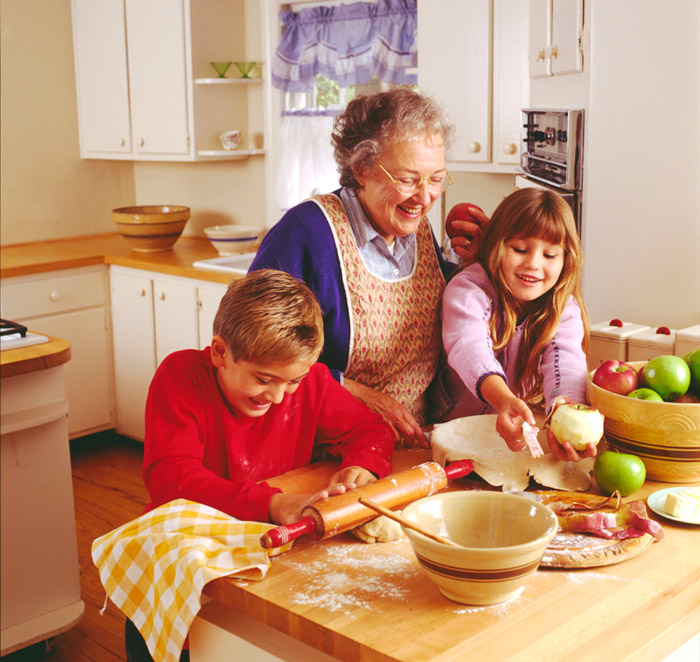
[0,233,237,284]
[204,449,700,662]
[0,334,71,378]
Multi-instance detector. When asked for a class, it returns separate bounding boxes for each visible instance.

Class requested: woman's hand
[343,378,429,448]
[446,203,490,261]
[545,430,598,462]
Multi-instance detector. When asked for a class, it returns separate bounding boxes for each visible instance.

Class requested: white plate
[647,487,700,525]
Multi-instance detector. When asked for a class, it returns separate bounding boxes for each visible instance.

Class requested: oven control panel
[520,109,584,191]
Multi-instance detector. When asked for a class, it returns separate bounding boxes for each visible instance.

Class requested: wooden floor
[2,432,149,662]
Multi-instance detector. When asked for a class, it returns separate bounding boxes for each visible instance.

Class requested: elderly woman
[249,88,486,445]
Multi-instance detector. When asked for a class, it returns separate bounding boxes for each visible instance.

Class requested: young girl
[439,188,593,462]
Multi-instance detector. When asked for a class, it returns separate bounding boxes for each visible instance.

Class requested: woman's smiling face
[355,134,446,244]
[502,236,565,303]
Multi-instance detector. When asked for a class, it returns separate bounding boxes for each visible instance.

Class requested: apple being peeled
[593,360,639,395]
[547,400,605,451]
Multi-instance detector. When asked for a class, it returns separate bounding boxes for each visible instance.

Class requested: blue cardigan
[249,193,455,382]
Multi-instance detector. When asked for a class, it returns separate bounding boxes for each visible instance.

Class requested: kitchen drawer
[1,267,107,319]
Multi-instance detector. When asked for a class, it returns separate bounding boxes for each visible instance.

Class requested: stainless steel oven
[517,108,584,235]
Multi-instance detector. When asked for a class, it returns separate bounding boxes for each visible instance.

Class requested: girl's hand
[446,204,490,261]
[495,397,536,452]
[343,378,429,448]
[328,466,376,490]
[545,430,599,462]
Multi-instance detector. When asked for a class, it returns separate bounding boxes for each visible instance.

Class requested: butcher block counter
[0,232,233,284]
[192,449,700,662]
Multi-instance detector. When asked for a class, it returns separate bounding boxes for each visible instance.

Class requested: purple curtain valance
[272,0,417,93]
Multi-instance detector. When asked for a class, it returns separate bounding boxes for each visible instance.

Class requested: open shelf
[196,148,266,160]
[195,77,263,86]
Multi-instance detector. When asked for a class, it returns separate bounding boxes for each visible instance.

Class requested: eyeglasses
[376,161,454,196]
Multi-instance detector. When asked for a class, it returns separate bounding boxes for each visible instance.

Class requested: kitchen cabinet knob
[50,291,60,301]
[503,142,517,155]
[468,142,481,154]
[120,138,126,147]
[537,48,546,62]
[551,44,559,58]
[137,287,146,297]
[139,138,145,147]
[158,291,165,300]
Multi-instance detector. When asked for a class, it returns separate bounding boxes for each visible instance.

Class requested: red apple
[672,393,700,404]
[445,203,485,238]
[592,359,639,395]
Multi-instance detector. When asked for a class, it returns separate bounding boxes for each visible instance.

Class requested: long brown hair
[480,188,589,405]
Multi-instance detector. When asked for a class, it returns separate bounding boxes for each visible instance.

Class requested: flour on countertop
[275,540,420,615]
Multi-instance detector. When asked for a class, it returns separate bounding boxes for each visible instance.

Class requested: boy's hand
[269,487,346,525]
[328,465,377,490]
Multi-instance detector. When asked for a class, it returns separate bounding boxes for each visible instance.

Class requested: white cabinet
[110,266,227,440]
[71,0,265,161]
[418,0,529,172]
[1,266,114,438]
[529,0,584,78]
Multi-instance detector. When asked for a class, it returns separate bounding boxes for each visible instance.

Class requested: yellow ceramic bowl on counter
[112,205,190,253]
[400,491,558,606]
[204,225,263,256]
[586,363,700,483]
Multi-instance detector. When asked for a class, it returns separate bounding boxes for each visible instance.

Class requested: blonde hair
[479,188,589,405]
[332,87,455,189]
[213,269,324,365]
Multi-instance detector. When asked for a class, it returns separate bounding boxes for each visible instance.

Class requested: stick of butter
[664,487,700,521]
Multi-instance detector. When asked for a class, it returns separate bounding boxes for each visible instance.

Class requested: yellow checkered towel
[91,499,291,662]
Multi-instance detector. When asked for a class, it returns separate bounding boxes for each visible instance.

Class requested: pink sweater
[441,263,588,420]
[143,349,394,522]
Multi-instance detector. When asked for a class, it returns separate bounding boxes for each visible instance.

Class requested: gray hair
[331,88,455,190]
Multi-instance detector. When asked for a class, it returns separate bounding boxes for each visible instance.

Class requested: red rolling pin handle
[443,459,474,480]
[260,516,316,550]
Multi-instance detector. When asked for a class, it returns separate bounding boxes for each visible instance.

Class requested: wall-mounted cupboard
[71,0,265,161]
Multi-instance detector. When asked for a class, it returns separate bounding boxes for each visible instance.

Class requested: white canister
[675,324,700,357]
[627,326,677,362]
[588,320,650,370]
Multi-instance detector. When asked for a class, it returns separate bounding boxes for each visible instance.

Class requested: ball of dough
[351,513,405,544]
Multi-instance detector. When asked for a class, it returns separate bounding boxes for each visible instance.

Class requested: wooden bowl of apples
[586,359,700,483]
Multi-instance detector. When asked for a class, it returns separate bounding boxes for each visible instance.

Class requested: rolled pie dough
[351,512,405,543]
[431,414,594,492]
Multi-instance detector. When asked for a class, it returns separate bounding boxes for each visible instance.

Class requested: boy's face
[210,337,312,418]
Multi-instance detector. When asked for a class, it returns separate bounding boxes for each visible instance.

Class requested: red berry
[609,319,623,327]
[656,326,671,335]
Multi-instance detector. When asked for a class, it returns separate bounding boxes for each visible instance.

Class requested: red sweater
[143,348,395,522]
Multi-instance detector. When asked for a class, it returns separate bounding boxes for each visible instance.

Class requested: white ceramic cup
[219,130,242,150]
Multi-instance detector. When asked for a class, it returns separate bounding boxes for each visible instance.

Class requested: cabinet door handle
[157,291,166,300]
[550,44,559,59]
[468,142,481,154]
[537,48,546,62]
[137,287,146,297]
[139,138,145,147]
[503,142,517,155]
[50,291,60,301]
[120,138,126,147]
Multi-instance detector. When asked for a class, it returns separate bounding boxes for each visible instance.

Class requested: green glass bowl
[234,61,258,78]
[210,61,232,78]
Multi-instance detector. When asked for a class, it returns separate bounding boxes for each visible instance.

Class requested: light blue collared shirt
[340,187,416,280]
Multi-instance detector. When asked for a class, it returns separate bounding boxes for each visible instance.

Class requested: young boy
[142,268,395,526]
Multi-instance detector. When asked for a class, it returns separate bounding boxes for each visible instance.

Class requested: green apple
[684,349,700,396]
[642,355,691,401]
[593,450,646,497]
[627,387,664,402]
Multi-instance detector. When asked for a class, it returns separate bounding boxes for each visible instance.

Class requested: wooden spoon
[358,497,462,548]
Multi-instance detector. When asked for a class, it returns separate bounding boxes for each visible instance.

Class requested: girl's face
[502,236,565,303]
[211,337,311,418]
[355,134,446,244]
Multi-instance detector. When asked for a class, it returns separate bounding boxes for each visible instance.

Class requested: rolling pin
[260,460,473,549]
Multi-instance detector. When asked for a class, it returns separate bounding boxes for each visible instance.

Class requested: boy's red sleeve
[312,367,395,478]
[142,354,280,522]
